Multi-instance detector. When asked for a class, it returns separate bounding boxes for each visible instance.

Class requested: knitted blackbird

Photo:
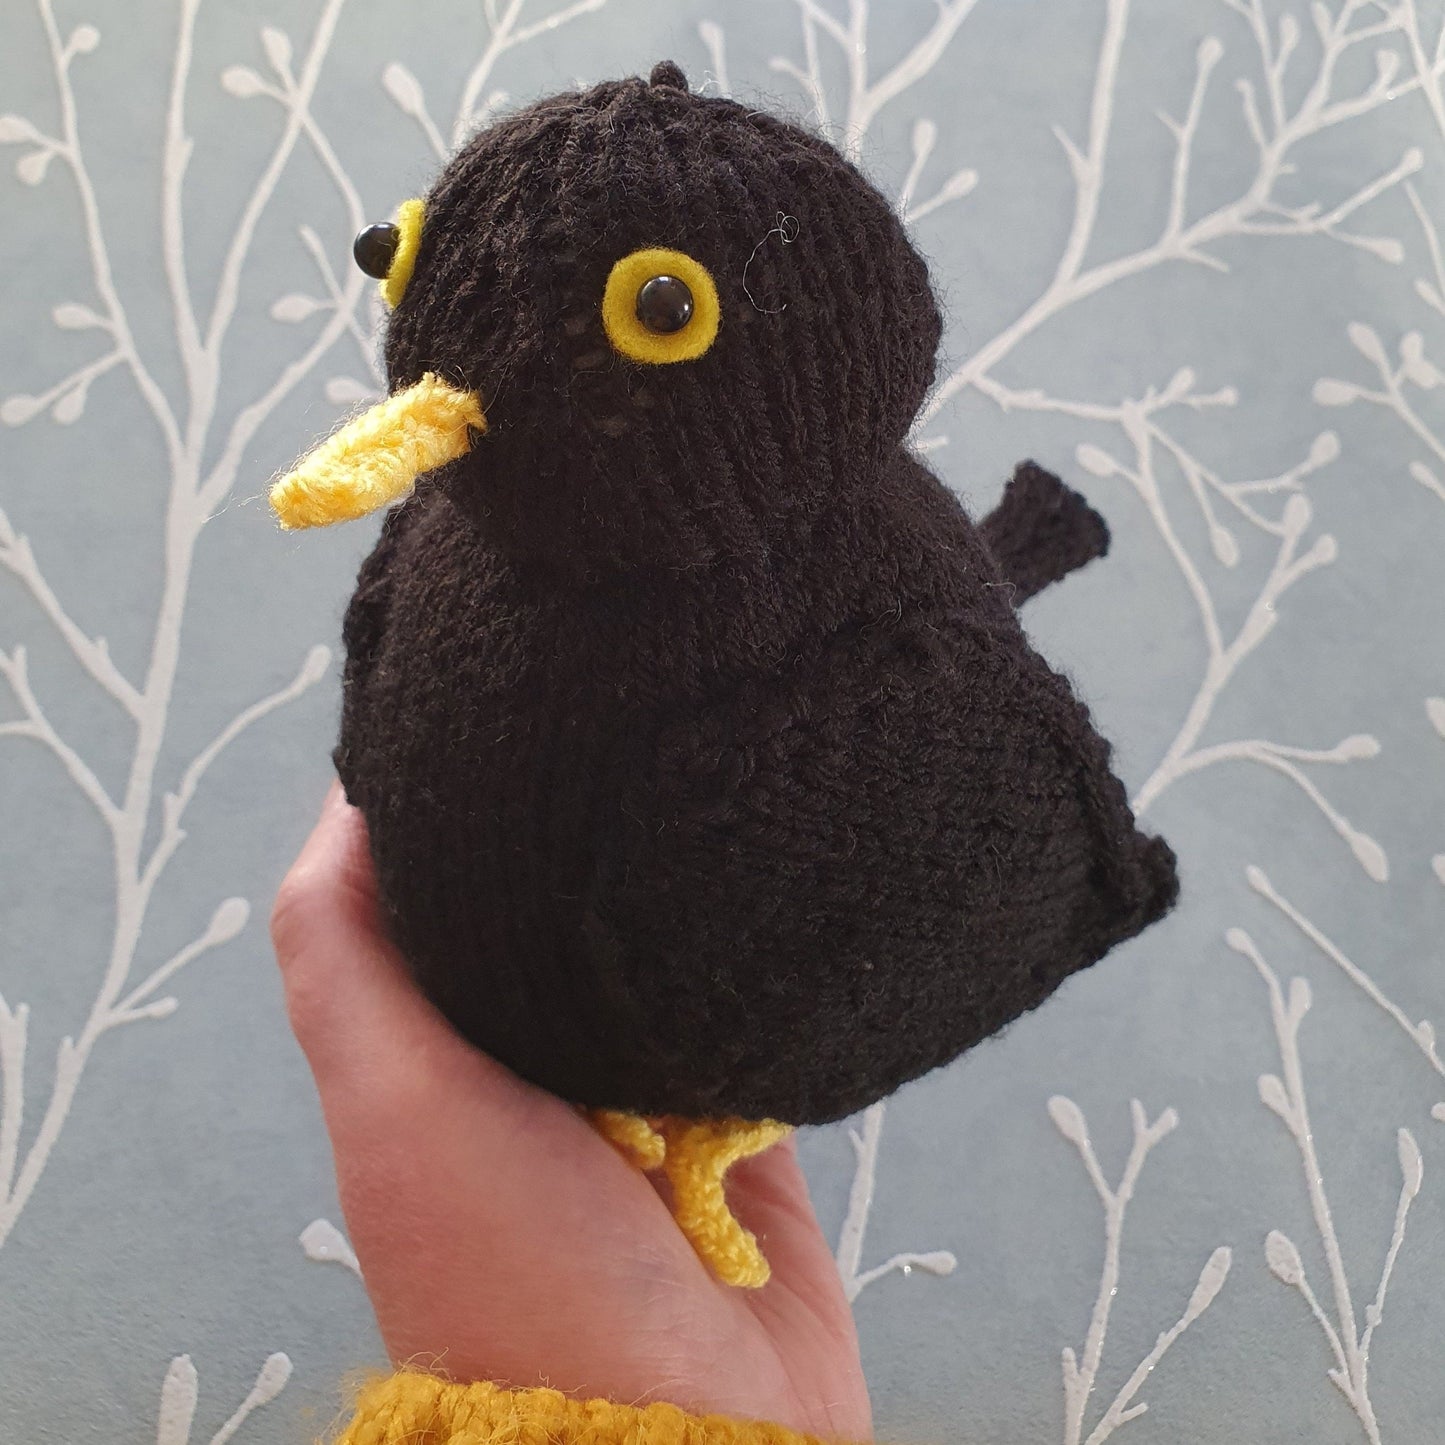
[274,61,1176,1169]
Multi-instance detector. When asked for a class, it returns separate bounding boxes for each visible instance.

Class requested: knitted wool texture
[331,1373,834,1444]
[335,62,1179,1127]
[592,1112,795,1287]
[271,373,484,530]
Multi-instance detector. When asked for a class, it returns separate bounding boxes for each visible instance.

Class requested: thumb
[269,782,510,1095]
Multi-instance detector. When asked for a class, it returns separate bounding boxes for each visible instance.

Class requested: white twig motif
[697,20,730,97]
[922,0,1430,424]
[1049,1096,1231,1445]
[1246,865,1445,1108]
[1314,311,1445,502]
[300,1217,363,1278]
[1309,4,1445,504]
[832,1102,957,1302]
[156,1352,293,1445]
[1314,304,1445,507]
[0,507,141,715]
[0,2,357,1254]
[770,0,979,220]
[1227,927,1425,1444]
[380,0,608,161]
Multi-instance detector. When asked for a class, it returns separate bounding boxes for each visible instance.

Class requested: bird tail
[979,460,1110,605]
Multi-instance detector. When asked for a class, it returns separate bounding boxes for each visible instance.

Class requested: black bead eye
[635,275,694,334]
[353,222,400,279]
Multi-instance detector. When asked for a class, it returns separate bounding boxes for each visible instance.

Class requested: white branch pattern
[1309,2,1445,505]
[1247,864,1445,1097]
[156,1352,293,1445]
[1227,926,1425,1443]
[300,1217,363,1278]
[0,1,353,1257]
[832,1102,957,1302]
[1049,1096,1231,1445]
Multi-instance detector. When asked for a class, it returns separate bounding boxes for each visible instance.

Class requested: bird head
[272,61,942,576]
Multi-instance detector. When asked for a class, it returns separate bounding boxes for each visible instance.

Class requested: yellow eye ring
[601,247,720,364]
[380,197,425,308]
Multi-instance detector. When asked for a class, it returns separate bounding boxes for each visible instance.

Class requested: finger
[724,1142,869,1437]
[270,780,396,1048]
[726,1137,857,1323]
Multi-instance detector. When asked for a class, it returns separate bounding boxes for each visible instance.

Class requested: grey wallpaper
[1,1,1442,1441]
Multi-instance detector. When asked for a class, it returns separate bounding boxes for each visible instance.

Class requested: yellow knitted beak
[269,373,486,530]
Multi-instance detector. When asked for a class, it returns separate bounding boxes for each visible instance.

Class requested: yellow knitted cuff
[330,1371,837,1444]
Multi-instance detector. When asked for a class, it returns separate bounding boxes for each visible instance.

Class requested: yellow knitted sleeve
[329,1371,842,1444]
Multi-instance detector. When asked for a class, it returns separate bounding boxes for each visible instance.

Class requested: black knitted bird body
[338,451,1172,1128]
[273,62,1177,1286]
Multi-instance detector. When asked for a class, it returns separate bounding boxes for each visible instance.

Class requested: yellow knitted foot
[661,1118,792,1289]
[590,1109,667,1170]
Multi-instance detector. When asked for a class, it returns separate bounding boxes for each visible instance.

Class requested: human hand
[271,783,872,1440]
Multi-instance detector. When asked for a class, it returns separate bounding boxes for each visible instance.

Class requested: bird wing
[584,607,1175,1125]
